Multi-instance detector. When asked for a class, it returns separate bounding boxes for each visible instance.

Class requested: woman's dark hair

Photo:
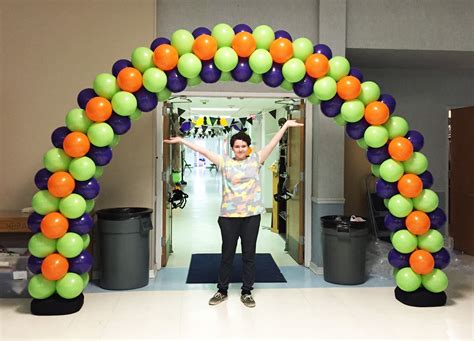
[230,131,251,147]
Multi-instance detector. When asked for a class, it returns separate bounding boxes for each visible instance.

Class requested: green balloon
[66,108,92,133]
[214,47,238,72]
[371,164,381,177]
[327,56,350,81]
[384,199,390,209]
[249,49,273,74]
[292,37,313,61]
[402,152,428,175]
[93,73,119,99]
[384,116,409,139]
[28,232,57,257]
[171,29,194,56]
[282,58,306,83]
[85,199,95,213]
[340,99,365,123]
[393,267,400,278]
[143,67,167,93]
[56,272,84,299]
[356,138,368,149]
[252,25,275,50]
[308,93,322,105]
[28,274,56,299]
[82,233,90,249]
[158,88,171,101]
[131,47,154,73]
[280,80,294,91]
[59,193,86,219]
[220,72,232,81]
[358,81,380,105]
[364,126,389,148]
[32,190,60,215]
[69,156,96,181]
[130,109,143,121]
[379,159,404,182]
[111,91,137,117]
[81,272,90,289]
[212,23,235,48]
[418,229,444,253]
[57,232,84,258]
[313,76,337,101]
[87,122,114,147]
[422,269,448,293]
[94,166,104,178]
[249,73,262,84]
[413,189,439,213]
[187,76,202,87]
[43,148,72,172]
[396,267,422,292]
[388,194,413,218]
[333,114,346,126]
[392,230,417,254]
[110,134,121,148]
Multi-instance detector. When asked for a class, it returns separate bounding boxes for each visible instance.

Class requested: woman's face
[232,139,248,160]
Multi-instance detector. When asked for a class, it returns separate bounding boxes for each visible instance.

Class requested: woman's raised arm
[164,136,222,166]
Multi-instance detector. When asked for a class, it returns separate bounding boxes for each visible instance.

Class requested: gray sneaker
[209,292,228,305]
[240,294,256,308]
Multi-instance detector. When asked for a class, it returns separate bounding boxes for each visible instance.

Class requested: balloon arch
[27,23,449,313]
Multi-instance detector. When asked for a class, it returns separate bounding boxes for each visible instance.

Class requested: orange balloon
[389,136,414,161]
[62,132,90,158]
[231,32,256,58]
[153,44,179,71]
[117,67,143,92]
[406,210,431,235]
[85,97,113,122]
[305,53,329,78]
[269,38,293,64]
[192,34,217,60]
[364,101,389,125]
[47,171,75,198]
[337,76,361,100]
[398,174,423,198]
[40,212,69,239]
[409,249,434,275]
[41,253,69,280]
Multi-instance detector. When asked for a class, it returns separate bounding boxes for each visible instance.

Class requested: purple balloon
[313,44,332,59]
[366,145,390,165]
[112,59,133,77]
[68,250,93,274]
[349,67,364,82]
[293,75,315,97]
[200,60,221,83]
[87,145,113,166]
[433,248,450,269]
[375,179,398,199]
[274,30,292,41]
[378,94,396,114]
[427,208,447,229]
[27,212,44,233]
[180,121,193,133]
[51,126,71,148]
[150,37,171,51]
[28,255,43,274]
[384,213,405,232]
[134,87,158,112]
[34,168,52,190]
[77,88,97,109]
[106,112,131,135]
[166,68,187,93]
[419,170,434,189]
[346,118,370,140]
[233,23,252,33]
[231,58,252,82]
[320,95,343,117]
[388,248,410,268]
[263,63,284,88]
[405,130,424,152]
[69,213,94,235]
[74,178,100,200]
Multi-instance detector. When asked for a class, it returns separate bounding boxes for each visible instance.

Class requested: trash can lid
[96,207,153,221]
[321,215,367,229]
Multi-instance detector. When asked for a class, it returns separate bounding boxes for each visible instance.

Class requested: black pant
[217,215,261,294]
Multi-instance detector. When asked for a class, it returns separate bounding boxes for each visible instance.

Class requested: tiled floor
[1,167,473,340]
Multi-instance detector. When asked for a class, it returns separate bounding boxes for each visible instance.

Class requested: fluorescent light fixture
[190,107,239,112]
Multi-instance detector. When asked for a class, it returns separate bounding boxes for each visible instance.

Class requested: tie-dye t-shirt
[218,153,265,217]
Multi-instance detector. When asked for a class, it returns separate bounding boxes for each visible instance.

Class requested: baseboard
[92,269,156,280]
[309,262,323,275]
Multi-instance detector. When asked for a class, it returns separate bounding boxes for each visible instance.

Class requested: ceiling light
[190,107,239,112]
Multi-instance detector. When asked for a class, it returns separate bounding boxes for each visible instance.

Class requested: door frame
[153,91,313,270]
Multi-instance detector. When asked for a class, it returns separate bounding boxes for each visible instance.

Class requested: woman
[164,119,303,307]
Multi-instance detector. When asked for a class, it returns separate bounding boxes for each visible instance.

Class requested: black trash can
[96,207,153,290]
[321,215,368,285]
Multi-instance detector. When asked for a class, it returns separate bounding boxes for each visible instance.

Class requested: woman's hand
[284,119,304,128]
[164,136,183,144]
